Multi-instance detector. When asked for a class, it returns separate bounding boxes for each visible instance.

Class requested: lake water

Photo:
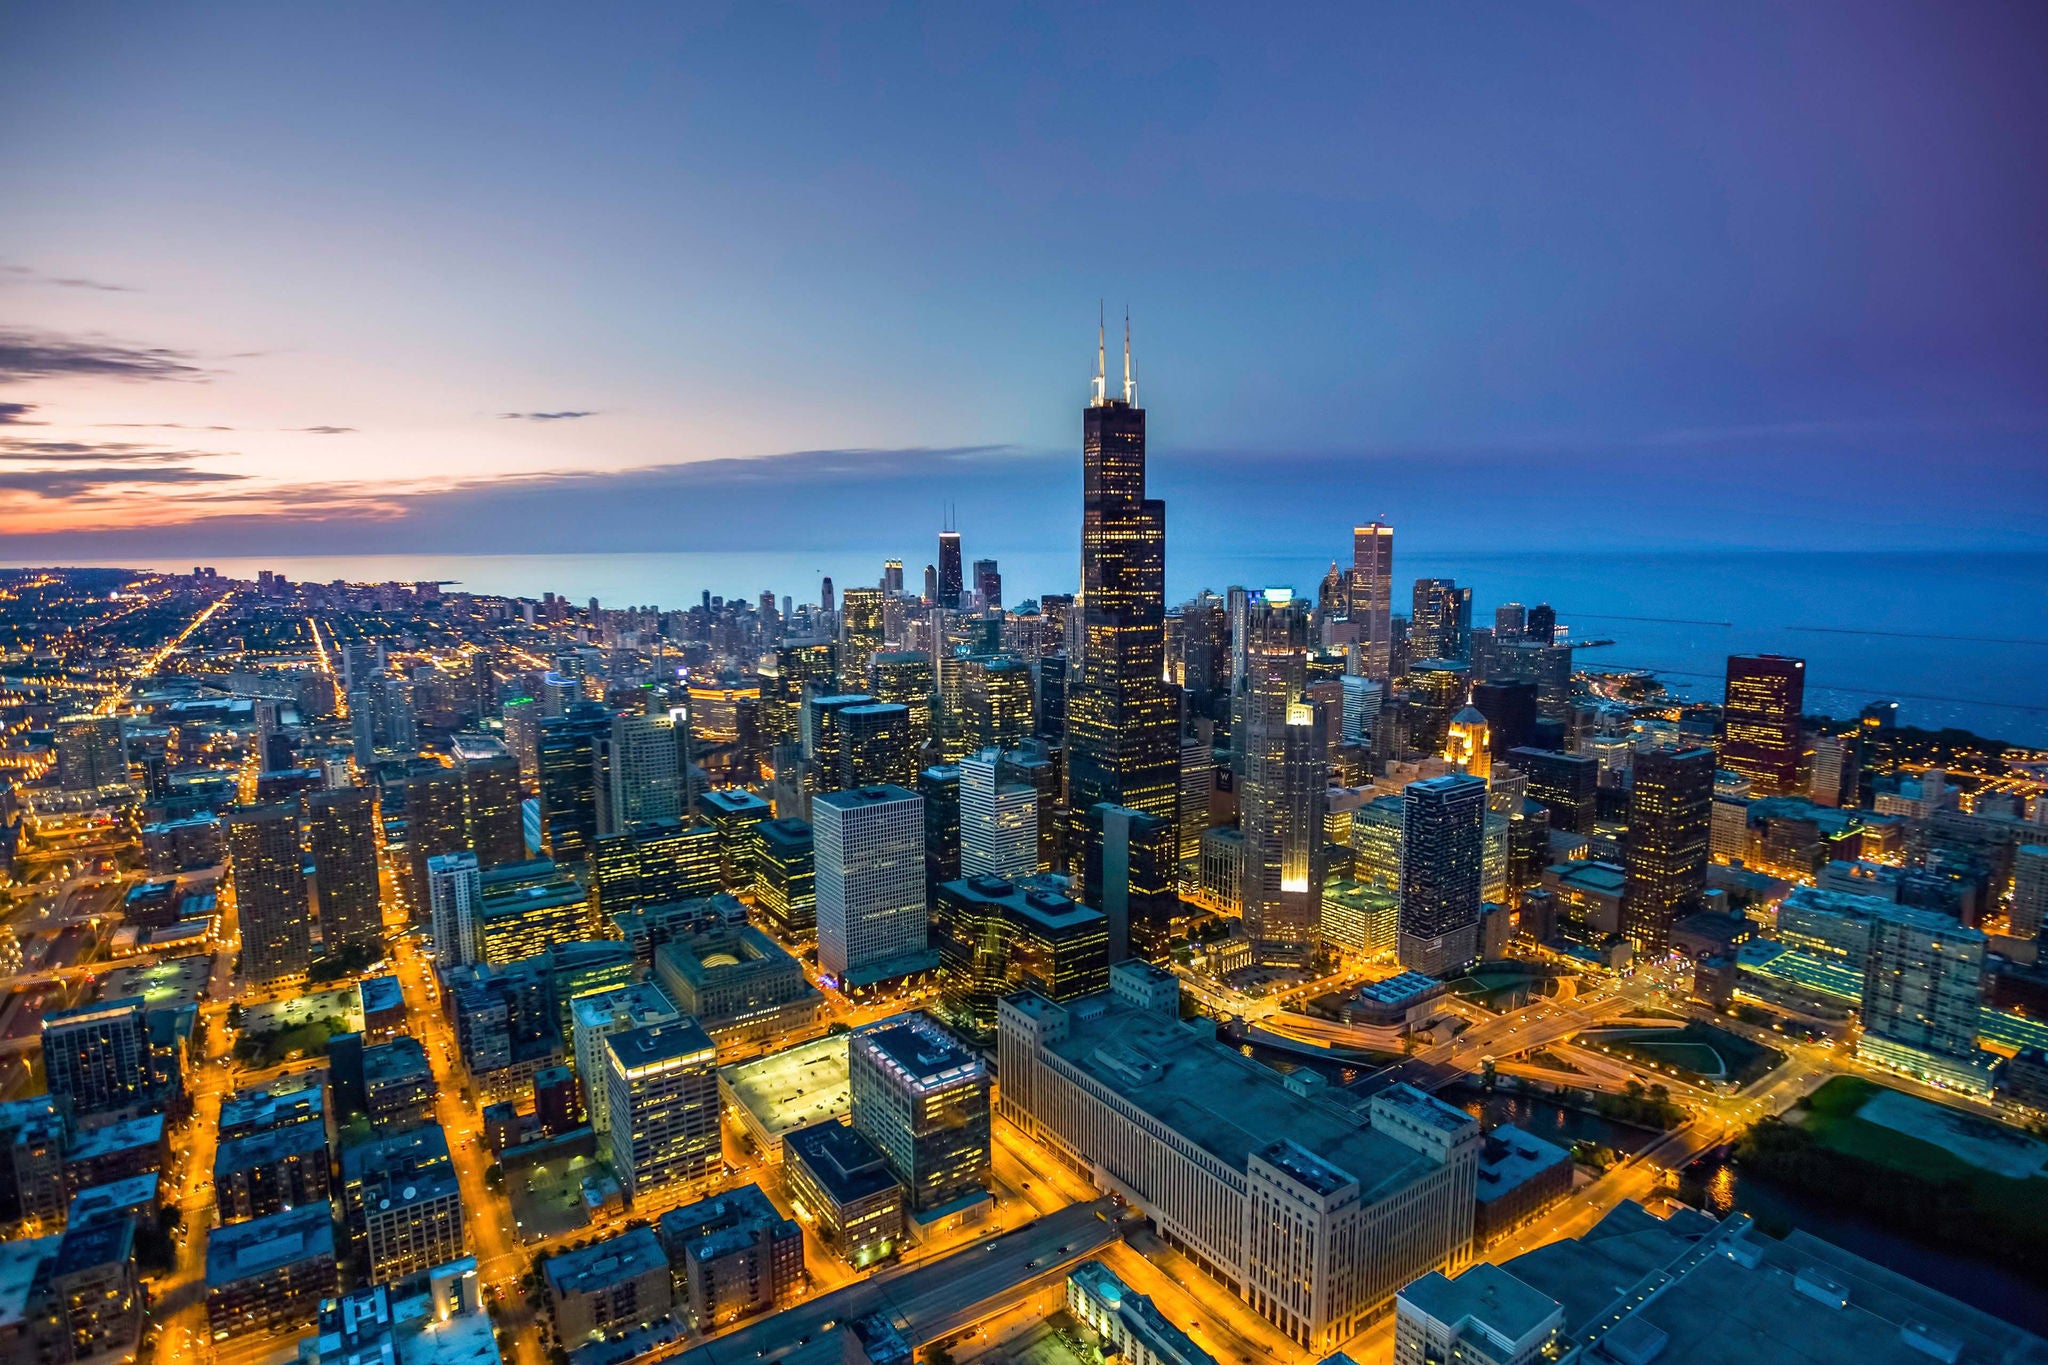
[57,547,2048,745]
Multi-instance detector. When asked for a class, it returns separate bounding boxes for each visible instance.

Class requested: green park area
[230,986,363,1067]
[1580,1021,1782,1086]
[1737,1077,2048,1270]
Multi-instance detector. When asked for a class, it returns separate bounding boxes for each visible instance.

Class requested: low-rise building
[543,1227,674,1345]
[363,1036,437,1130]
[1340,971,1447,1030]
[1394,1260,1562,1365]
[718,1032,852,1162]
[653,926,824,1062]
[1068,1259,1216,1365]
[657,1184,803,1329]
[214,1120,332,1223]
[62,1113,165,1201]
[298,1259,502,1365]
[48,1216,145,1364]
[205,1202,339,1339]
[1472,1125,1572,1249]
[783,1120,904,1269]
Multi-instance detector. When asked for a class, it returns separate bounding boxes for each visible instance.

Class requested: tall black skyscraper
[1067,316,1179,842]
[937,531,964,611]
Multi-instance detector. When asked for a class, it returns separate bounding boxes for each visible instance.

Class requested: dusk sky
[2,2,2044,559]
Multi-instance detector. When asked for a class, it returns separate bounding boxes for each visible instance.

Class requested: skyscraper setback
[1066,317,1179,855]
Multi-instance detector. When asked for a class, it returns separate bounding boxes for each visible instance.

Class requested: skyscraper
[426,850,481,969]
[869,651,934,746]
[227,803,313,983]
[1237,590,1324,965]
[959,749,1037,882]
[1721,654,1808,797]
[1410,579,1474,662]
[1524,603,1556,645]
[1620,747,1714,953]
[848,1015,990,1217]
[602,1020,721,1208]
[1493,603,1526,641]
[1399,774,1486,977]
[937,532,964,611]
[539,700,614,865]
[1404,660,1470,757]
[1350,522,1395,681]
[304,787,382,955]
[961,654,1034,752]
[452,733,526,868]
[971,559,1002,611]
[54,715,126,792]
[839,702,918,790]
[840,588,886,685]
[1067,317,1180,853]
[1084,803,1180,963]
[813,786,927,983]
[606,709,682,831]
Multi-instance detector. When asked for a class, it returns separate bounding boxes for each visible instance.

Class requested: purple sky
[1,2,2043,557]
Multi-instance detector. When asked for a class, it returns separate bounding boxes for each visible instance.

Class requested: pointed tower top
[1092,302,1107,407]
[1122,306,1135,404]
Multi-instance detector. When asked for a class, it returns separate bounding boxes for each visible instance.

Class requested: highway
[674,1199,1119,1365]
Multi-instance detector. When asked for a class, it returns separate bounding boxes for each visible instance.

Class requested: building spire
[1122,306,1135,404]
[1092,301,1107,406]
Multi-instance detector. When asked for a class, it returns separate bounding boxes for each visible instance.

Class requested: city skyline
[3,3,2046,556]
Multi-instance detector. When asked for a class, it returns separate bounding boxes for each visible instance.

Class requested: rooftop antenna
[1122,305,1135,404]
[1091,301,1107,406]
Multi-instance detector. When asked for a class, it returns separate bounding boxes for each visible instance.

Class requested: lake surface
[43,547,2048,745]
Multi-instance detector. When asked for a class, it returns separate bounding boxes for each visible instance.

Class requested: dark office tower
[752,818,815,939]
[1470,680,1538,758]
[453,734,526,868]
[840,588,886,686]
[1507,746,1599,834]
[765,639,838,745]
[1350,522,1396,681]
[962,655,1034,753]
[1494,603,1526,642]
[1085,804,1180,964]
[42,998,156,1120]
[470,651,499,721]
[1398,774,1487,977]
[938,532,964,610]
[821,577,836,616]
[869,651,935,746]
[841,702,919,789]
[1722,654,1808,797]
[1238,590,1324,966]
[304,787,382,955]
[539,700,613,865]
[1404,660,1470,758]
[917,764,962,900]
[227,803,313,984]
[1410,579,1474,662]
[1622,747,1715,954]
[802,692,878,791]
[1519,603,1554,646]
[405,768,468,917]
[1177,595,1229,708]
[1068,320,1179,847]
[1032,655,1068,746]
[971,559,1002,612]
[922,564,940,606]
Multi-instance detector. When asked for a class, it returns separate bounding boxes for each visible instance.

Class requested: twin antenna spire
[1091,302,1135,406]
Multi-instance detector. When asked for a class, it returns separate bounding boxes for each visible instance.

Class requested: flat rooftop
[544,1227,668,1296]
[854,1014,980,1089]
[1018,993,1436,1202]
[1398,1262,1560,1344]
[205,1203,336,1286]
[1503,1202,2048,1365]
[942,876,1106,932]
[784,1120,901,1205]
[606,1018,716,1074]
[1476,1125,1571,1204]
[97,953,213,1012]
[68,1112,164,1161]
[1355,971,1444,1006]
[360,974,406,1015]
[216,1118,329,1175]
[720,1033,854,1142]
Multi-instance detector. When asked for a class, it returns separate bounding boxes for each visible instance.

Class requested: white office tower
[425,850,480,968]
[1340,673,1383,745]
[959,748,1037,881]
[606,708,682,831]
[813,785,927,983]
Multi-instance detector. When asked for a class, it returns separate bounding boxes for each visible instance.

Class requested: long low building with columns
[996,961,1481,1351]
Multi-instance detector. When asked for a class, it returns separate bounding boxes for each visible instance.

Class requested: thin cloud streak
[0,329,206,383]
